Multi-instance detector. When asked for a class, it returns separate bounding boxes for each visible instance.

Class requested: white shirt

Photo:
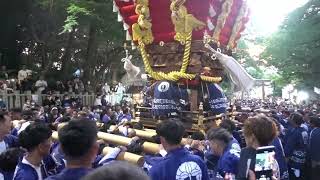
[103,84,110,94]
[0,140,6,154]
[18,70,32,82]
[94,97,102,106]
[116,84,125,94]
[35,80,48,93]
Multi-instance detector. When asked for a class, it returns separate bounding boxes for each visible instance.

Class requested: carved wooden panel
[145,41,225,77]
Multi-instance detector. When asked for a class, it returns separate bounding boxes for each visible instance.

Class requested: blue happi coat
[45,168,92,180]
[284,126,308,169]
[308,127,320,162]
[13,162,41,180]
[216,141,240,178]
[149,147,209,180]
[3,135,19,149]
[13,156,55,180]
[272,137,289,180]
[143,155,165,173]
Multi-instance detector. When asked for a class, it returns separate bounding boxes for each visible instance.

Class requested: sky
[247,0,309,35]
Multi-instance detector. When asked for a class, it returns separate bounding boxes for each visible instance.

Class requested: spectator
[35,76,48,94]
[85,81,94,94]
[37,106,48,123]
[61,95,72,108]
[94,95,102,107]
[0,111,18,154]
[46,120,98,180]
[0,98,6,110]
[21,75,33,92]
[95,83,103,95]
[102,83,110,95]
[0,65,8,80]
[6,79,18,92]
[18,65,32,83]
[14,122,53,180]
[54,97,62,107]
[207,128,240,178]
[101,95,107,107]
[42,95,55,107]
[284,113,308,180]
[73,78,84,94]
[83,161,149,180]
[48,107,61,123]
[23,99,32,111]
[66,81,73,93]
[149,119,209,180]
[54,81,65,93]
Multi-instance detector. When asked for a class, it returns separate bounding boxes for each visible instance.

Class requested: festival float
[113,0,250,131]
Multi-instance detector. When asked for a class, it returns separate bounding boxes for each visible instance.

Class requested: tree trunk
[112,68,118,84]
[83,23,98,83]
[60,29,75,79]
[40,43,47,76]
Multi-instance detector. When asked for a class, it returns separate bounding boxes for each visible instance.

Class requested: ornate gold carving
[132,0,154,44]
[170,0,205,44]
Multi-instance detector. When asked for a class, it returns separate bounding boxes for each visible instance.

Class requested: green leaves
[61,3,91,34]
[261,0,320,89]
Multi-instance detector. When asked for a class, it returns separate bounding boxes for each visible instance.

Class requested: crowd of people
[0,65,127,97]
[0,65,88,94]
[0,95,319,180]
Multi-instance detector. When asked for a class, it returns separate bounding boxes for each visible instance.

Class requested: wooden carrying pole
[52,132,145,166]
[57,123,160,154]
[102,147,145,167]
[109,125,157,140]
[97,132,159,154]
[109,125,189,145]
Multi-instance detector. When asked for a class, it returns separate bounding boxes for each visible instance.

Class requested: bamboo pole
[51,132,144,166]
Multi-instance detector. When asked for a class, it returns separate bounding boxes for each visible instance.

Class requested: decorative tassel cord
[138,41,222,82]
[133,0,222,83]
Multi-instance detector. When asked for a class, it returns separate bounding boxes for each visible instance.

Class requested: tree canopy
[1,0,319,91]
[262,0,320,90]
[0,0,127,84]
